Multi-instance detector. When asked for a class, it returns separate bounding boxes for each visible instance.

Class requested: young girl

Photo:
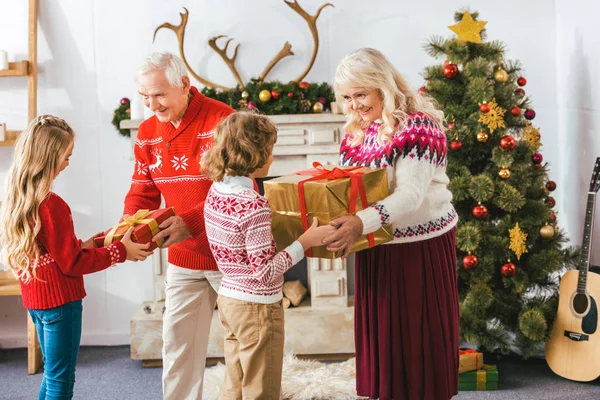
[202,112,334,399]
[0,115,151,399]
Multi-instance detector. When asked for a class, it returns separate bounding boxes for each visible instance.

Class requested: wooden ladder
[0,0,41,374]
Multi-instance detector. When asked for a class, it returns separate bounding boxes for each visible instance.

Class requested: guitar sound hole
[573,293,589,314]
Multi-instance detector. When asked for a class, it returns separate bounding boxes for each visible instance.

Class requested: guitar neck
[578,192,597,293]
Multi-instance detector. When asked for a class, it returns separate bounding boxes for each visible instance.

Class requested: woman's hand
[322,215,364,259]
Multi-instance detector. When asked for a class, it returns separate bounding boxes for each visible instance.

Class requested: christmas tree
[422,11,577,358]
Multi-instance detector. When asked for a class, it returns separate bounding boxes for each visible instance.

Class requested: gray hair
[136,52,189,88]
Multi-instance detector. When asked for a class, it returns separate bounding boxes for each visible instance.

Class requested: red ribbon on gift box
[295,162,376,257]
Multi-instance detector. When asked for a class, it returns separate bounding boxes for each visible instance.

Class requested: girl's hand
[297,218,337,250]
[81,232,104,249]
[121,227,153,262]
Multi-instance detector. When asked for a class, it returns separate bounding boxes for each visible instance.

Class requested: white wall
[555,0,600,268]
[0,0,563,347]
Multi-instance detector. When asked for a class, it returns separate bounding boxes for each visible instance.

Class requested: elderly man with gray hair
[122,51,234,399]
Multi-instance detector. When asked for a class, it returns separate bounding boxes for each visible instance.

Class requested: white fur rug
[203,353,358,399]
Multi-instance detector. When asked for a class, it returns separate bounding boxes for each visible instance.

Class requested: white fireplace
[121,113,356,362]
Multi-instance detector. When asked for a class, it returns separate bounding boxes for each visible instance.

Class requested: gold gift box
[263,166,393,259]
[459,349,484,374]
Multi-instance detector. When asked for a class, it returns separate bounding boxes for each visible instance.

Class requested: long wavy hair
[334,48,445,146]
[0,115,75,283]
[201,112,277,182]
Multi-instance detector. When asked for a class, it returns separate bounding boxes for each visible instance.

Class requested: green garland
[202,78,335,115]
[112,80,335,136]
[112,97,131,137]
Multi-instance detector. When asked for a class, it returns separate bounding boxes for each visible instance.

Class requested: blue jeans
[28,300,83,400]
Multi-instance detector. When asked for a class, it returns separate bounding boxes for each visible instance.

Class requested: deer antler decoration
[153,8,228,90]
[208,36,244,88]
[153,1,333,89]
[283,0,334,83]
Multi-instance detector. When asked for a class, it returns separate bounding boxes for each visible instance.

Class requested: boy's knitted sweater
[204,176,304,304]
[340,112,458,243]
[19,193,126,310]
[124,86,234,270]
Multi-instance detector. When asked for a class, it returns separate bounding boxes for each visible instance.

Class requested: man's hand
[322,215,364,259]
[81,232,105,249]
[152,216,192,248]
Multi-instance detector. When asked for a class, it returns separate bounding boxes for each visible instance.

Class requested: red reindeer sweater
[123,87,234,270]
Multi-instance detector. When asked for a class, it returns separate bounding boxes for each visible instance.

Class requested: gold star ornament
[509,222,528,261]
[518,123,542,150]
[478,98,506,133]
[449,11,487,44]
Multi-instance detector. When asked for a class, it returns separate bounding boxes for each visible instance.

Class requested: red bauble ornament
[480,103,490,113]
[287,92,294,98]
[247,101,257,110]
[120,97,130,106]
[501,262,516,278]
[532,152,543,164]
[463,254,479,270]
[517,76,527,86]
[450,140,463,151]
[499,135,517,151]
[447,121,455,130]
[546,196,556,208]
[318,97,326,104]
[418,86,427,95]
[524,109,536,120]
[550,212,557,222]
[472,204,488,220]
[510,106,521,117]
[299,81,310,89]
[515,88,526,97]
[442,62,459,79]
[546,181,557,191]
[271,90,280,100]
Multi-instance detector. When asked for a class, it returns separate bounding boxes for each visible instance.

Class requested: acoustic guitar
[545,157,600,381]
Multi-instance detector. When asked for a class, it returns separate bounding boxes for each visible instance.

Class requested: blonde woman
[323,48,459,400]
[202,112,334,399]
[0,115,149,399]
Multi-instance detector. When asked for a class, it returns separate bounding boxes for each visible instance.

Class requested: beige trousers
[217,295,285,400]
[162,264,222,400]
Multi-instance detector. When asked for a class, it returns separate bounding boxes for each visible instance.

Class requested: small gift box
[264,162,393,258]
[458,365,498,391]
[94,208,175,251]
[459,349,484,374]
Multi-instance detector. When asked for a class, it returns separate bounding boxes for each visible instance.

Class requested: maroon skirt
[354,228,459,400]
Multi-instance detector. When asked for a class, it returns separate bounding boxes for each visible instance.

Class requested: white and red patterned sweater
[340,112,458,244]
[204,176,305,304]
[124,86,234,270]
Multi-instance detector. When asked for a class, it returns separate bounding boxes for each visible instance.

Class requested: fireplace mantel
[121,113,347,175]
[121,114,355,361]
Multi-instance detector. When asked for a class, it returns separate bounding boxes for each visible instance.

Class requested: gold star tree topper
[449,11,487,44]
[509,222,528,261]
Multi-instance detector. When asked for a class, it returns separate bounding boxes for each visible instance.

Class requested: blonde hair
[201,112,277,182]
[136,51,188,88]
[334,48,445,146]
[0,115,75,283]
